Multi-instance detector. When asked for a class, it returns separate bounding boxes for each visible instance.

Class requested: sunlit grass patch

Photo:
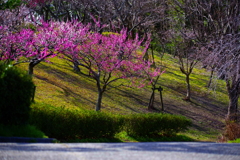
[229,138,240,143]
[182,129,222,142]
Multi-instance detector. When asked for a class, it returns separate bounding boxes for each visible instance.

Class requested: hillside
[20,53,230,141]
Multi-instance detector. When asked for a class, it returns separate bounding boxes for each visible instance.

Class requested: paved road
[1,142,240,160]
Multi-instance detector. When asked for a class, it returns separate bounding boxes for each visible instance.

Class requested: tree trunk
[147,76,160,110]
[148,89,155,110]
[95,77,105,111]
[185,74,191,101]
[28,62,35,76]
[95,90,103,111]
[73,61,80,72]
[28,59,42,76]
[227,86,239,121]
[207,69,214,88]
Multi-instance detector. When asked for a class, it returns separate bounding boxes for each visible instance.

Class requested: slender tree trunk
[148,89,155,110]
[95,77,104,111]
[95,90,103,111]
[147,76,160,110]
[179,58,195,101]
[185,74,191,101]
[207,69,214,88]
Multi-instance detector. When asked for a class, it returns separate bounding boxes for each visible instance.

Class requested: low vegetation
[29,103,191,141]
[123,113,191,137]
[30,103,123,140]
[0,124,47,138]
[0,63,35,125]
[223,120,240,142]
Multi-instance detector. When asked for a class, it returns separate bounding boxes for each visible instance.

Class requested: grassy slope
[20,53,231,142]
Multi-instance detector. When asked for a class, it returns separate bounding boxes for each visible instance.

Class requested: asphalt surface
[1,142,240,160]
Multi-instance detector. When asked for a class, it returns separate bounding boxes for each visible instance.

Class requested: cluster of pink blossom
[56,22,162,86]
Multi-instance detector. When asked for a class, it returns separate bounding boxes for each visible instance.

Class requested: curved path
[1,142,240,160]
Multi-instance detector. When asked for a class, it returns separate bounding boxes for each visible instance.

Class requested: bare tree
[203,34,240,120]
[176,38,198,101]
[24,0,90,22]
[25,0,165,34]
[0,4,31,30]
[156,0,200,101]
[176,0,240,120]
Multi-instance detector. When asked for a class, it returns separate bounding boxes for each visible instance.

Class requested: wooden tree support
[157,86,164,111]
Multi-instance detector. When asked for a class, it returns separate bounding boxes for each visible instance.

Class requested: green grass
[0,124,48,138]
[181,129,221,142]
[115,131,195,142]
[16,52,235,142]
[228,138,240,143]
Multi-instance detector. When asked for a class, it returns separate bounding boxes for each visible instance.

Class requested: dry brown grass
[225,119,240,141]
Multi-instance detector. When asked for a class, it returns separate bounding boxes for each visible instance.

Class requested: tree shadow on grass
[34,66,97,108]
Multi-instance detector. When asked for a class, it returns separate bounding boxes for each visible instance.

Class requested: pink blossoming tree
[0,21,62,75]
[55,22,161,111]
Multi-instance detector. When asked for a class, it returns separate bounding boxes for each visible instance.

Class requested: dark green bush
[0,63,35,125]
[30,103,124,140]
[29,103,191,140]
[123,113,191,137]
[0,124,47,138]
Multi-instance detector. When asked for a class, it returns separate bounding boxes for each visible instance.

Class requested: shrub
[225,120,240,141]
[123,113,191,137]
[29,103,123,140]
[0,63,35,125]
[0,124,47,138]
[29,103,191,140]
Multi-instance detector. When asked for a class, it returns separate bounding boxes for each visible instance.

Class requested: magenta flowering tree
[22,21,61,75]
[0,21,62,75]
[58,25,161,111]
